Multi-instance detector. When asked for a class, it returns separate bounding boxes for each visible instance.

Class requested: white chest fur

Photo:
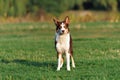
[55,33,70,53]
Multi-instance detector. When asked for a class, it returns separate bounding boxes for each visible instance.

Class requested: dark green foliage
[0,0,119,17]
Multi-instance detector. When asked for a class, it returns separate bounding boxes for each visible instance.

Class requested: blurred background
[0,0,120,23]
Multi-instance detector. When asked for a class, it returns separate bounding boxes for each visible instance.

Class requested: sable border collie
[53,16,75,71]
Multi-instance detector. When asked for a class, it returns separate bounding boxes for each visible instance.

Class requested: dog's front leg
[66,53,70,71]
[57,53,62,71]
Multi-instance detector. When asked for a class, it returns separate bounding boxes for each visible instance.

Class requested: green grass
[0,22,120,80]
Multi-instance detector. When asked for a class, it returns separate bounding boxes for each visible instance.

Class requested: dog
[53,16,75,71]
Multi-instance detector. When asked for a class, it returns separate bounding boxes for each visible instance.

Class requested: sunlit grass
[0,22,120,80]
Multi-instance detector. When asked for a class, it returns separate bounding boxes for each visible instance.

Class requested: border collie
[53,16,75,71]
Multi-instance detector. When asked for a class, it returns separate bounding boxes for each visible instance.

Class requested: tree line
[0,0,120,17]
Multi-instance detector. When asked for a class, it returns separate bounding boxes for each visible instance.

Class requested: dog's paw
[56,69,60,71]
[72,65,75,68]
[56,67,60,71]
[67,67,70,71]
[67,69,70,71]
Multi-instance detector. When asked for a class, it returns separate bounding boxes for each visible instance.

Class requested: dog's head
[53,16,70,35]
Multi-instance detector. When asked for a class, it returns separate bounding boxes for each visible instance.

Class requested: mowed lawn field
[0,22,120,80]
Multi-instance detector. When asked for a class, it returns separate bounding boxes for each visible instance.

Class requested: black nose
[62,30,64,33]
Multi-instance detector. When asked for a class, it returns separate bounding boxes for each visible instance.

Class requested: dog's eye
[64,26,67,29]
[57,27,61,30]
[58,26,62,29]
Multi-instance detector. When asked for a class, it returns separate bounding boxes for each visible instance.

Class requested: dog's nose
[62,30,64,33]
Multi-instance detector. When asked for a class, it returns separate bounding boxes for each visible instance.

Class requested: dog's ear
[53,18,59,26]
[64,16,69,24]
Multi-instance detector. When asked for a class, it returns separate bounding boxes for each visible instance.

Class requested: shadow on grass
[1,59,56,71]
